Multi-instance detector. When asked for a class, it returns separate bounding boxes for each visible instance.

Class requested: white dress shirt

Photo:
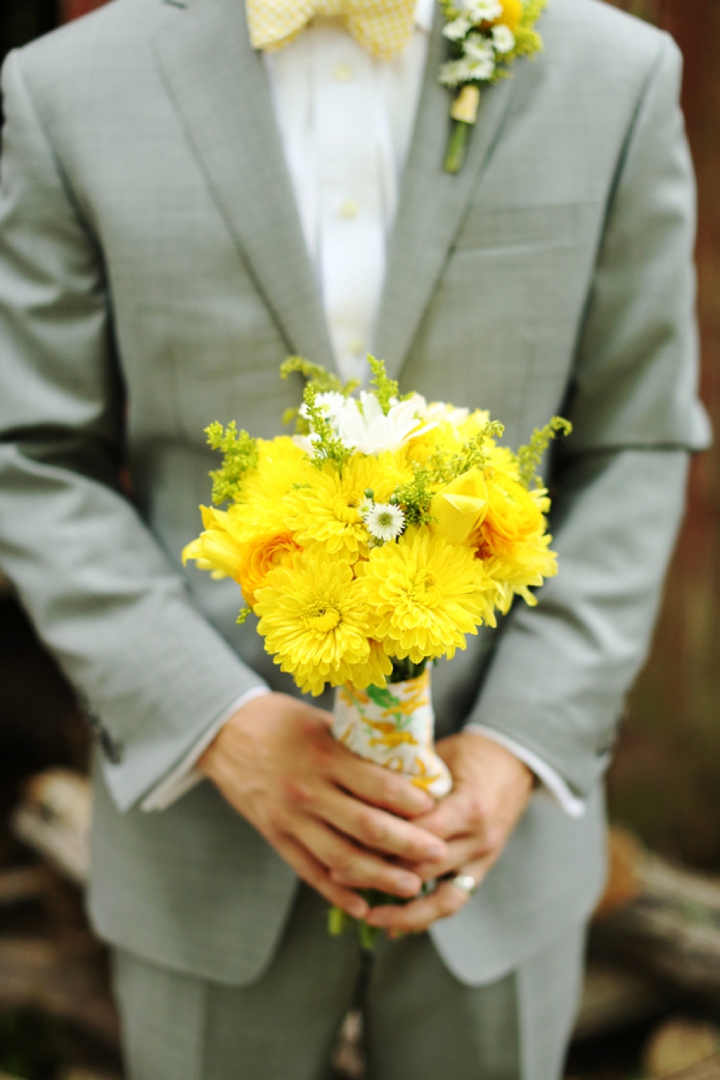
[142,0,585,818]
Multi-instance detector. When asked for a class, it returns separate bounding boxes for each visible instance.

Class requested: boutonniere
[439,0,547,173]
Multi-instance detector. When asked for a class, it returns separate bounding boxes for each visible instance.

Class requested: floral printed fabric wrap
[332,672,452,799]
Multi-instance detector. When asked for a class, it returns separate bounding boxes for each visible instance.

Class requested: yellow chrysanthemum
[486,445,522,483]
[285,454,405,558]
[344,638,394,693]
[254,547,376,696]
[232,437,313,540]
[358,527,495,665]
[401,406,495,467]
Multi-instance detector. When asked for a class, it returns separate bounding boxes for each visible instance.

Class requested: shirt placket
[314,24,387,384]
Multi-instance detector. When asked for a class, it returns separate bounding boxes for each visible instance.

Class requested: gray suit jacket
[0,0,709,985]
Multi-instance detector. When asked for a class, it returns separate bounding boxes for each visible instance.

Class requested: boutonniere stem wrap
[439,0,547,174]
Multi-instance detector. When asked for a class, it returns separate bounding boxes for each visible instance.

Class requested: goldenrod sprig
[392,465,436,527]
[368,356,399,415]
[280,356,359,396]
[302,385,349,470]
[280,357,360,430]
[517,417,573,488]
[205,421,258,506]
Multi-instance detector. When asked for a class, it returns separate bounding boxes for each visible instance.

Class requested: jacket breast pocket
[403,203,603,445]
[453,202,602,255]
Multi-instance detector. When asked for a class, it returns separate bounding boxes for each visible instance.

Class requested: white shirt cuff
[463,724,586,819]
[141,686,272,812]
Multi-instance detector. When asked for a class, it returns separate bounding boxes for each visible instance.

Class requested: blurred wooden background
[601,0,720,869]
[0,0,718,870]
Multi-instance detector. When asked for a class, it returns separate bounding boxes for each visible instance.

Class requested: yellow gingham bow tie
[246,0,418,61]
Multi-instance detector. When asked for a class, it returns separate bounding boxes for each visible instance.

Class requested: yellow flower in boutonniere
[439,0,547,174]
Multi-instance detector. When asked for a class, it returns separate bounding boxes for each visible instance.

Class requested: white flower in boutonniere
[439,0,547,174]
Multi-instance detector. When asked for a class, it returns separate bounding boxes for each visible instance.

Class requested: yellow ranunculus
[478,474,546,558]
[237,532,300,606]
[429,469,489,544]
[496,0,523,31]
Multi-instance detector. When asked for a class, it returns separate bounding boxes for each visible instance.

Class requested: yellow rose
[429,469,489,545]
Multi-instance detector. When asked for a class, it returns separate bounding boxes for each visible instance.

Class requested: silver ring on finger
[450,872,479,897]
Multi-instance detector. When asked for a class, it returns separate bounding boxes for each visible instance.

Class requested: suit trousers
[113,884,585,1080]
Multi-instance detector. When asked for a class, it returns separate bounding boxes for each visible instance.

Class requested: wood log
[573,963,677,1040]
[662,1056,720,1080]
[11,769,91,887]
[59,1071,123,1080]
[592,829,720,997]
[0,935,119,1046]
[0,864,53,907]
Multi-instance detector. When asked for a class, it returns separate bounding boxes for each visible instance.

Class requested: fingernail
[349,900,367,919]
[396,874,420,895]
[427,844,447,860]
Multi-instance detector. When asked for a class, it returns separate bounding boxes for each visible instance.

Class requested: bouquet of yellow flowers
[184,357,568,933]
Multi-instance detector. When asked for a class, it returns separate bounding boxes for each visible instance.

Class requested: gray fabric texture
[0,0,709,985]
[113,884,586,1080]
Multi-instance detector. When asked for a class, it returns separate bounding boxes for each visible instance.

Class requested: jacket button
[99,727,124,765]
[596,730,616,756]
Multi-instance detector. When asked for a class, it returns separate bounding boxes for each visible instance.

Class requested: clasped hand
[199,693,533,932]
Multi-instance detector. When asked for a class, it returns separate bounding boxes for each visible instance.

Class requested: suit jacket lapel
[374,14,516,382]
[152,0,336,370]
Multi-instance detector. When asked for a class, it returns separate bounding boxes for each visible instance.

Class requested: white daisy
[459,0,503,23]
[443,17,472,40]
[463,34,496,78]
[298,390,346,423]
[363,503,406,543]
[492,24,516,53]
[439,58,478,87]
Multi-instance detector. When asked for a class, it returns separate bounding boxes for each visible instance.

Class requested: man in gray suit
[0,0,710,1076]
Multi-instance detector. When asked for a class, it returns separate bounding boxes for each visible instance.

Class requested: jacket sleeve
[463,34,711,796]
[0,51,267,812]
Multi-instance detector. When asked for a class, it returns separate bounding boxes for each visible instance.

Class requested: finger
[365,857,492,933]
[406,835,485,882]
[319,788,448,864]
[296,816,424,899]
[271,830,368,920]
[331,745,436,819]
[365,879,468,932]
[412,791,479,841]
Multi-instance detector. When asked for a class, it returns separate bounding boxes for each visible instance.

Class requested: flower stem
[389,656,427,683]
[358,920,382,951]
[444,121,469,174]
[328,905,350,936]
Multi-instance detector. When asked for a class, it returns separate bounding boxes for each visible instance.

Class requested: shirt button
[333,63,353,83]
[340,199,360,219]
